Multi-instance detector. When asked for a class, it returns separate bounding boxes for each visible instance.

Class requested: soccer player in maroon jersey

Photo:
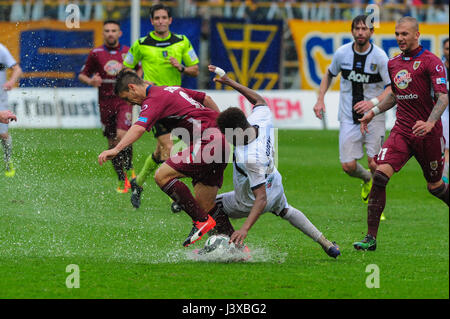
[79,20,139,193]
[353,17,449,251]
[98,70,228,247]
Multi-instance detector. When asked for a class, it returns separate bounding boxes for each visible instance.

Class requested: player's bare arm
[2,64,22,90]
[354,85,393,114]
[203,95,220,112]
[208,65,266,106]
[359,91,397,134]
[98,125,146,165]
[230,184,267,246]
[170,57,199,77]
[412,92,449,137]
[313,70,334,119]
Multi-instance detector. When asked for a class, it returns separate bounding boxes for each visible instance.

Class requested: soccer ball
[203,234,234,253]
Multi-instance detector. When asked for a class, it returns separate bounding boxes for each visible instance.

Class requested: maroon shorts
[375,130,445,183]
[165,130,230,187]
[99,97,132,138]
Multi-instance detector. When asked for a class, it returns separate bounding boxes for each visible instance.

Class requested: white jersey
[232,105,286,213]
[0,43,17,103]
[329,42,390,124]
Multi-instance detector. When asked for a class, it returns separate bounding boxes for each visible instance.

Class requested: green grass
[0,129,448,299]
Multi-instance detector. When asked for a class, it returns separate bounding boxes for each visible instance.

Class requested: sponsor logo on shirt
[348,70,370,83]
[436,77,447,85]
[138,117,148,123]
[104,60,123,76]
[394,69,412,89]
[396,93,418,100]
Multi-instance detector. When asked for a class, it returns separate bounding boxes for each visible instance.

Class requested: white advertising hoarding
[6,88,395,130]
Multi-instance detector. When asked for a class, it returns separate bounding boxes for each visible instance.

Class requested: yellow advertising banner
[288,20,449,90]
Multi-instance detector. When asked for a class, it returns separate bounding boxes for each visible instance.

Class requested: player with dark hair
[79,20,139,193]
[353,17,449,251]
[123,3,200,208]
[204,65,340,258]
[313,15,392,215]
[98,69,227,248]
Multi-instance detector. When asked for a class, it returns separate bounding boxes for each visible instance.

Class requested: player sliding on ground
[202,65,341,258]
[98,69,228,247]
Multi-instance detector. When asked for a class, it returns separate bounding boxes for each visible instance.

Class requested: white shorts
[339,120,385,163]
[0,100,9,134]
[441,106,449,149]
[217,171,289,218]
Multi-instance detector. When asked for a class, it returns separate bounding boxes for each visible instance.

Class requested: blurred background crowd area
[0,0,448,23]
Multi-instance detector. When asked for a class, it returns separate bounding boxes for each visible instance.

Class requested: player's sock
[443,160,449,182]
[136,153,163,186]
[428,183,449,206]
[123,145,133,171]
[208,203,235,237]
[367,170,389,238]
[111,153,126,181]
[1,135,12,163]
[281,206,322,242]
[348,162,372,182]
[161,178,208,222]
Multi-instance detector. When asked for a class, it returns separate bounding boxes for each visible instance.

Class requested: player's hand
[169,57,182,71]
[208,65,230,85]
[230,229,248,246]
[0,110,17,124]
[412,120,434,137]
[2,80,15,91]
[354,100,374,114]
[313,100,326,119]
[358,111,375,134]
[98,149,118,165]
[90,73,102,87]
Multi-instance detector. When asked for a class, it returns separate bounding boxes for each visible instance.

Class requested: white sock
[1,135,12,163]
[282,206,322,241]
[444,160,449,179]
[347,162,371,182]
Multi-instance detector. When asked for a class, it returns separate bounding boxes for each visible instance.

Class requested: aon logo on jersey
[347,70,370,83]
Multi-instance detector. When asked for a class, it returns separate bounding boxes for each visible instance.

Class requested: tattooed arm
[412,92,449,137]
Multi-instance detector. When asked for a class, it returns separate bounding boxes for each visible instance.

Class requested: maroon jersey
[135,86,219,143]
[388,46,448,137]
[80,44,130,99]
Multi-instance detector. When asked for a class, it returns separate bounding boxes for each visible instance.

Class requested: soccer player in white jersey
[207,65,341,259]
[313,15,392,215]
[0,43,22,177]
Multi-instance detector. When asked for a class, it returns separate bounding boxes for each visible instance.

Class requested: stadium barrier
[7,88,396,130]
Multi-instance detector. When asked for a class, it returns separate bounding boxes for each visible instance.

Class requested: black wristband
[179,65,185,73]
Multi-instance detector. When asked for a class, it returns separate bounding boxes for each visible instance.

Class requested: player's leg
[0,103,14,177]
[354,131,410,251]
[416,135,449,206]
[339,123,372,199]
[0,130,14,177]
[115,103,135,186]
[135,125,172,187]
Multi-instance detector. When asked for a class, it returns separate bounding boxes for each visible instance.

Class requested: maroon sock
[367,170,390,238]
[161,179,207,222]
[429,183,449,206]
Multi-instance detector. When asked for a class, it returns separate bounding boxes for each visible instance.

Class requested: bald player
[353,17,449,251]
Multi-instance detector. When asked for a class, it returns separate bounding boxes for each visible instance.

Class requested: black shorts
[152,120,170,138]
